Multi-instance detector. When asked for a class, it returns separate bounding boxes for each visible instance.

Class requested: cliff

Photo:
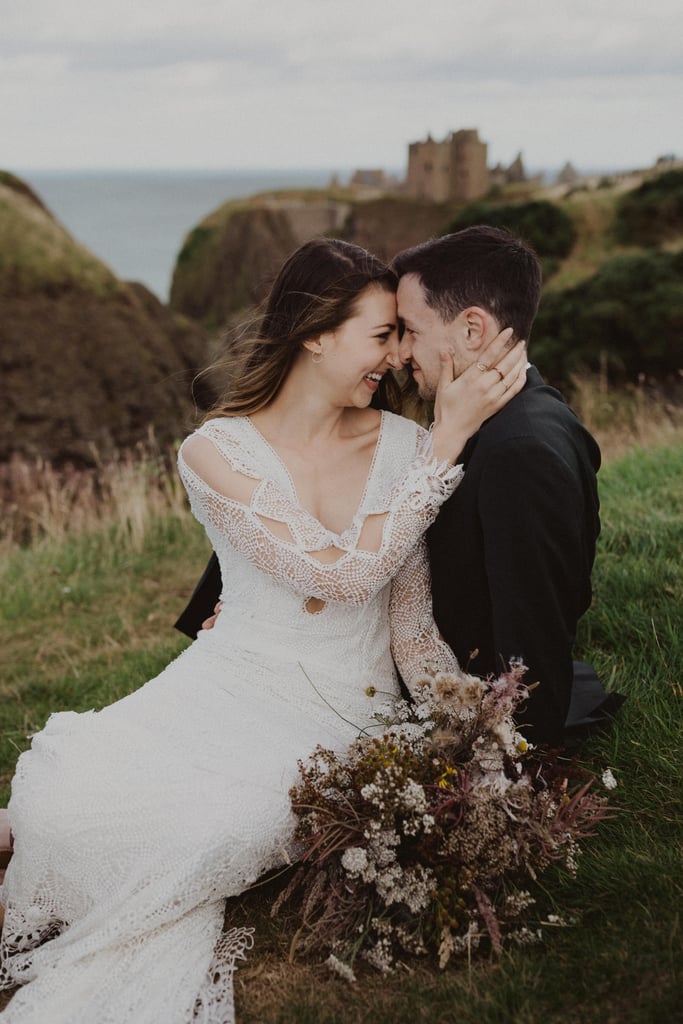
[168,173,683,390]
[0,171,210,465]
[169,190,455,330]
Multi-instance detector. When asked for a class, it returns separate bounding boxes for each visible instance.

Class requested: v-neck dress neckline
[244,411,387,543]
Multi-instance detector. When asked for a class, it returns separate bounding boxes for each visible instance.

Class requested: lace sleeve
[178,428,463,607]
[389,536,461,692]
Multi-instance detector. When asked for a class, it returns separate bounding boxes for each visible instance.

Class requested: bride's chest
[275,444,377,536]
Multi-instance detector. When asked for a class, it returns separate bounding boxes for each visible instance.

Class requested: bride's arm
[178,429,463,607]
[389,537,461,693]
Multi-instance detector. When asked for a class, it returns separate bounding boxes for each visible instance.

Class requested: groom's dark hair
[393,225,542,342]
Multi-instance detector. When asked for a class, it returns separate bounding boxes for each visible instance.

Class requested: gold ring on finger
[476,362,489,373]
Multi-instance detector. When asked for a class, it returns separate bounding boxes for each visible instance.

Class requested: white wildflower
[491,719,516,750]
[370,916,393,937]
[398,778,428,813]
[360,782,381,803]
[564,840,580,874]
[396,722,430,743]
[510,926,543,945]
[504,890,535,916]
[601,768,618,790]
[363,937,394,974]
[367,829,400,868]
[326,954,356,983]
[341,847,369,876]
[376,863,435,913]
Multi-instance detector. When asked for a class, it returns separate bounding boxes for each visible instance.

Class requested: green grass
[0,178,120,297]
[1,443,682,1022]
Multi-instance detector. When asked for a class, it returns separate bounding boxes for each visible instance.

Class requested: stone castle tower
[406,129,489,202]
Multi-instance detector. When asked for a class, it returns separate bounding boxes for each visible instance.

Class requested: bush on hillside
[532,250,683,386]
[444,200,577,279]
[614,169,683,246]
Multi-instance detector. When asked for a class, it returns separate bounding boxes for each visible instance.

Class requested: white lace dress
[0,411,462,1023]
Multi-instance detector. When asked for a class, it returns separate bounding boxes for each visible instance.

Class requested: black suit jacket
[428,366,601,745]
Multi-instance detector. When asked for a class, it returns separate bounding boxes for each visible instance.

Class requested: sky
[2,0,682,176]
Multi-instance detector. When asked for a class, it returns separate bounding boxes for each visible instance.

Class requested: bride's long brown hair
[202,238,398,419]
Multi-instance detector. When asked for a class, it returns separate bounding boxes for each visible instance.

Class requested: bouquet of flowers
[274,662,614,977]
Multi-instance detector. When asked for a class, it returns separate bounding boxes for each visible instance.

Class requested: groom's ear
[460,306,494,353]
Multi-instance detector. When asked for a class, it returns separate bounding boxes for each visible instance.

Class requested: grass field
[0,426,681,1022]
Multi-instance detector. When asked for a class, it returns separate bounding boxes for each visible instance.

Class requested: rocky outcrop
[169,192,456,330]
[341,197,455,262]
[170,194,351,330]
[0,172,210,465]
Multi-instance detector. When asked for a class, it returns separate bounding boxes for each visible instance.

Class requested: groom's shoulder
[472,369,598,464]
[484,369,578,438]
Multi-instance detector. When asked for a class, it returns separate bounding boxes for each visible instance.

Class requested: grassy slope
[1,440,681,1022]
[0,177,119,297]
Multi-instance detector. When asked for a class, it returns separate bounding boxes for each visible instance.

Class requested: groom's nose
[385,346,402,370]
[398,333,412,364]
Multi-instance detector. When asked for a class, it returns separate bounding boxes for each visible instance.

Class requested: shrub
[444,199,577,280]
[532,250,683,386]
[613,169,683,246]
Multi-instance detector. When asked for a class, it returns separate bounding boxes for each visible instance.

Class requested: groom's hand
[201,602,223,631]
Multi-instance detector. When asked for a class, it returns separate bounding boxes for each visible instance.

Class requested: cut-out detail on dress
[178,417,464,608]
[304,597,326,615]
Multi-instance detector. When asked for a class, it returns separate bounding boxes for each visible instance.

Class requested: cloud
[5,0,682,77]
[2,0,681,170]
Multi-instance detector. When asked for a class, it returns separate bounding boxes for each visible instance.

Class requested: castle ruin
[405,129,490,202]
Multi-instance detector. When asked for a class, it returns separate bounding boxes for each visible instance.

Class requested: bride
[0,238,526,1022]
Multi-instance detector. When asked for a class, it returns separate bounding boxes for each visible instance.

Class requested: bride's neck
[252,376,357,449]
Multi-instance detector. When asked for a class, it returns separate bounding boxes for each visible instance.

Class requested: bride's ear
[302,337,324,359]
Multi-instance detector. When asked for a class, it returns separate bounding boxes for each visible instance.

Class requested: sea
[18,169,352,303]
[18,164,591,304]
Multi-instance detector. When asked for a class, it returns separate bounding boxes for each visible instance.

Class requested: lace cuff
[389,538,461,692]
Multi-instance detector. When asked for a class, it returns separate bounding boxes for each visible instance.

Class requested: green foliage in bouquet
[274,665,613,977]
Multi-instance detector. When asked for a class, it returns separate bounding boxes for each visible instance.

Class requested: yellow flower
[516,738,529,753]
[437,766,458,788]
[365,686,377,697]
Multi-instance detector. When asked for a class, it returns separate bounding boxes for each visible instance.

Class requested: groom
[393,226,622,747]
[175,226,622,747]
